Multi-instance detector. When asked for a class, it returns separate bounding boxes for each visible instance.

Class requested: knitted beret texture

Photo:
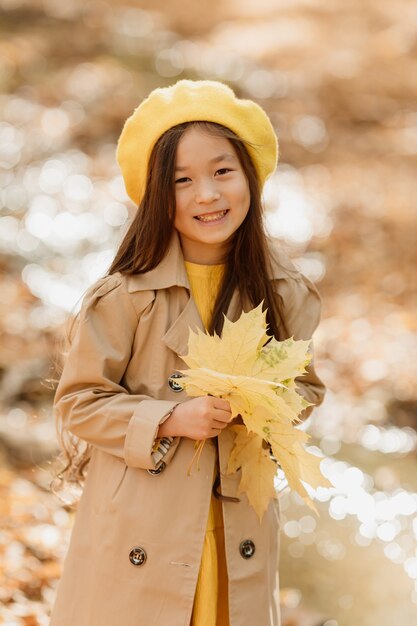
[116,79,279,205]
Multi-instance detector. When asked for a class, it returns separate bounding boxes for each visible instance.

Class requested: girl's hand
[157,396,232,440]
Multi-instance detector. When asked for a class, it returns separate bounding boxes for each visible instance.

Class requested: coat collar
[123,229,300,358]
[125,230,189,293]
[125,229,299,295]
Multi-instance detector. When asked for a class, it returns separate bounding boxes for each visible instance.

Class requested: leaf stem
[187,439,207,475]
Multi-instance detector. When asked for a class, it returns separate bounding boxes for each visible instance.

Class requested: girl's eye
[216,168,232,176]
[175,177,190,184]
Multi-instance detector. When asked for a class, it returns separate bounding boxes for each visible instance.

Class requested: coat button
[147,461,166,475]
[239,539,255,559]
[129,546,147,566]
[168,372,184,393]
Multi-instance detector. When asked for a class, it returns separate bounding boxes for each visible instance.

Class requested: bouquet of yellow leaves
[173,303,332,522]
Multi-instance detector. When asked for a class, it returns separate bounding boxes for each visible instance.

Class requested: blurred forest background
[1,0,417,624]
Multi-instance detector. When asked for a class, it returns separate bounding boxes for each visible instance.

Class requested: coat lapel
[125,228,299,358]
[161,295,203,359]
[161,286,243,358]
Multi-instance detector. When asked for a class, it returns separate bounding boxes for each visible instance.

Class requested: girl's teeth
[196,210,227,222]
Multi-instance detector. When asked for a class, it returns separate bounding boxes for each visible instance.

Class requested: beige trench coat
[50,230,325,626]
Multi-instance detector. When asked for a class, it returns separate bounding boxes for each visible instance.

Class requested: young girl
[50,79,326,626]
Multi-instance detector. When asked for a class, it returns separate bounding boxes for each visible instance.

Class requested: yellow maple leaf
[251,336,312,381]
[177,304,332,517]
[227,406,324,517]
[267,421,333,513]
[227,425,278,523]
[183,303,268,375]
[180,367,294,424]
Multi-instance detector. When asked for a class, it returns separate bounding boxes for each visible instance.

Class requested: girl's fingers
[211,418,230,430]
[212,398,232,413]
[213,413,232,424]
[213,407,232,422]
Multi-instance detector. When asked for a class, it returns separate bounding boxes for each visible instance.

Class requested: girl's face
[174,126,250,264]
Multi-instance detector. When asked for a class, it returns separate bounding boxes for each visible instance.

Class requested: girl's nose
[194,180,220,204]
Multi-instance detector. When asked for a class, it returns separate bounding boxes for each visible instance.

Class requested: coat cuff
[124,400,181,469]
[151,436,175,468]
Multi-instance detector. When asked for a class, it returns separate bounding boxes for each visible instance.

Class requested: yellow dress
[184,261,230,626]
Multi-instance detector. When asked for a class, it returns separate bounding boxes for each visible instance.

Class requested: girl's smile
[174,127,250,264]
[194,208,229,223]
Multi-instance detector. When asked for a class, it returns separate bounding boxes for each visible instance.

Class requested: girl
[50,79,326,626]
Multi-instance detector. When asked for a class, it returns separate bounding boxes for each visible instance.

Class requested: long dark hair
[52,120,288,501]
[108,121,287,338]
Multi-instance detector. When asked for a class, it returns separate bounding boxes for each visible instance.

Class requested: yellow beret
[116,79,279,205]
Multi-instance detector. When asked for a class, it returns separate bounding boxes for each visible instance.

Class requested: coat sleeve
[54,274,181,470]
[275,273,326,422]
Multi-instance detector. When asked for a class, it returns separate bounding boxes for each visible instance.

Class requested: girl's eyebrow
[175,153,237,172]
